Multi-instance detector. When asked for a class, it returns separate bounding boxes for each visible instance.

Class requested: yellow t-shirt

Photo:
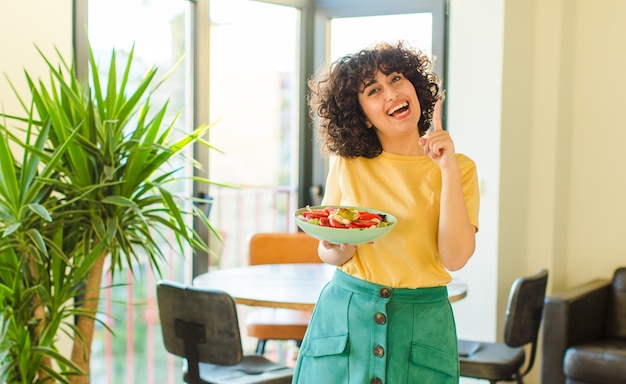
[321,152,480,288]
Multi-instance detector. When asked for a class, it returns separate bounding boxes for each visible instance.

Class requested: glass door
[313,0,445,72]
[87,1,192,383]
[310,0,447,187]
[329,13,435,62]
[202,0,302,269]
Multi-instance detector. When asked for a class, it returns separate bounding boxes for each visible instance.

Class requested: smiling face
[358,70,422,152]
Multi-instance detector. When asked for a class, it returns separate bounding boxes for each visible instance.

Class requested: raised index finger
[432,99,443,132]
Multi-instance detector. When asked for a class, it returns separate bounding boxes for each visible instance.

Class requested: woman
[292,41,480,383]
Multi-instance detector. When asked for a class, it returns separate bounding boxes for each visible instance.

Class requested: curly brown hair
[308,41,442,158]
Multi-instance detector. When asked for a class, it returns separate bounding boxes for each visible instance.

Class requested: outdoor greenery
[0,44,220,383]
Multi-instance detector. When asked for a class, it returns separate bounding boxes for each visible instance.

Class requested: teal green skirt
[292,269,460,384]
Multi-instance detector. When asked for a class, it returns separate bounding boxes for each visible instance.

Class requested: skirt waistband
[331,269,448,303]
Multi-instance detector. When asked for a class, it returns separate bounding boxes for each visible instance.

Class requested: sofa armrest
[540,278,611,384]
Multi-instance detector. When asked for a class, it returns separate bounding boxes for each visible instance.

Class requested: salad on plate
[296,206,393,229]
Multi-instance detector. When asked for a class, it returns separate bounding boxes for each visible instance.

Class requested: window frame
[75,0,447,276]
[309,0,448,193]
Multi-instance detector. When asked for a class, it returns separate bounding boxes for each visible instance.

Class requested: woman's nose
[384,86,398,100]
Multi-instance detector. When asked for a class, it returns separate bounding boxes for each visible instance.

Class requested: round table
[193,263,467,311]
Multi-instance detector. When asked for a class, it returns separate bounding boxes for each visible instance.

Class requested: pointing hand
[418,99,455,167]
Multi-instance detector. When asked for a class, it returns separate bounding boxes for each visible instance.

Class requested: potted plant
[0,44,219,383]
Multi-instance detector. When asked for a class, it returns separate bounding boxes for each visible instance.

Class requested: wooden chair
[245,232,321,354]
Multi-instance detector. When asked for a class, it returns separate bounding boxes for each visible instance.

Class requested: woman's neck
[380,138,424,156]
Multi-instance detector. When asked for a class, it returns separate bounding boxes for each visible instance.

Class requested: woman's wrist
[319,241,356,265]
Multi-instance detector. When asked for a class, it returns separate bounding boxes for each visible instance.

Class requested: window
[78,0,446,381]
[86,1,192,382]
[196,0,447,272]
[202,0,301,269]
[329,13,434,61]
[311,0,447,189]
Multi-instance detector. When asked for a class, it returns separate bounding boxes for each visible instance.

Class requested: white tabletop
[194,263,467,311]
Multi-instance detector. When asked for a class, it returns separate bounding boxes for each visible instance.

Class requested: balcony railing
[91,185,297,384]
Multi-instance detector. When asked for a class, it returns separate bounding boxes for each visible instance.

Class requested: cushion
[563,340,626,384]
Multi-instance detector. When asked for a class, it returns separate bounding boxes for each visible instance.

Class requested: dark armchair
[541,267,626,384]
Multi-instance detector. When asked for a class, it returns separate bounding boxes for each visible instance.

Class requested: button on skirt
[292,269,460,384]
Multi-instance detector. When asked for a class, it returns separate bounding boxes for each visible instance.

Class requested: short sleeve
[459,154,480,232]
[320,156,342,205]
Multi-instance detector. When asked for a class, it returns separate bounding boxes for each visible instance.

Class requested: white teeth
[388,102,408,115]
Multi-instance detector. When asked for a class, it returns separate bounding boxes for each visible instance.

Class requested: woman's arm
[437,163,476,270]
[420,100,476,271]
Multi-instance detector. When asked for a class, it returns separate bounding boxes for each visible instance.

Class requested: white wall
[0,0,73,116]
[561,0,626,285]
[447,0,504,346]
[449,1,626,383]
[0,0,74,360]
[521,0,626,309]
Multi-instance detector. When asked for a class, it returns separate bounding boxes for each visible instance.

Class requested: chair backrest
[249,232,321,265]
[502,269,549,376]
[156,280,243,367]
[504,269,549,347]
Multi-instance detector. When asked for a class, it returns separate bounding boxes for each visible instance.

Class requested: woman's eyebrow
[361,78,378,92]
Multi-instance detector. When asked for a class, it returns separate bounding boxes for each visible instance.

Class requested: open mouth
[387,102,409,117]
